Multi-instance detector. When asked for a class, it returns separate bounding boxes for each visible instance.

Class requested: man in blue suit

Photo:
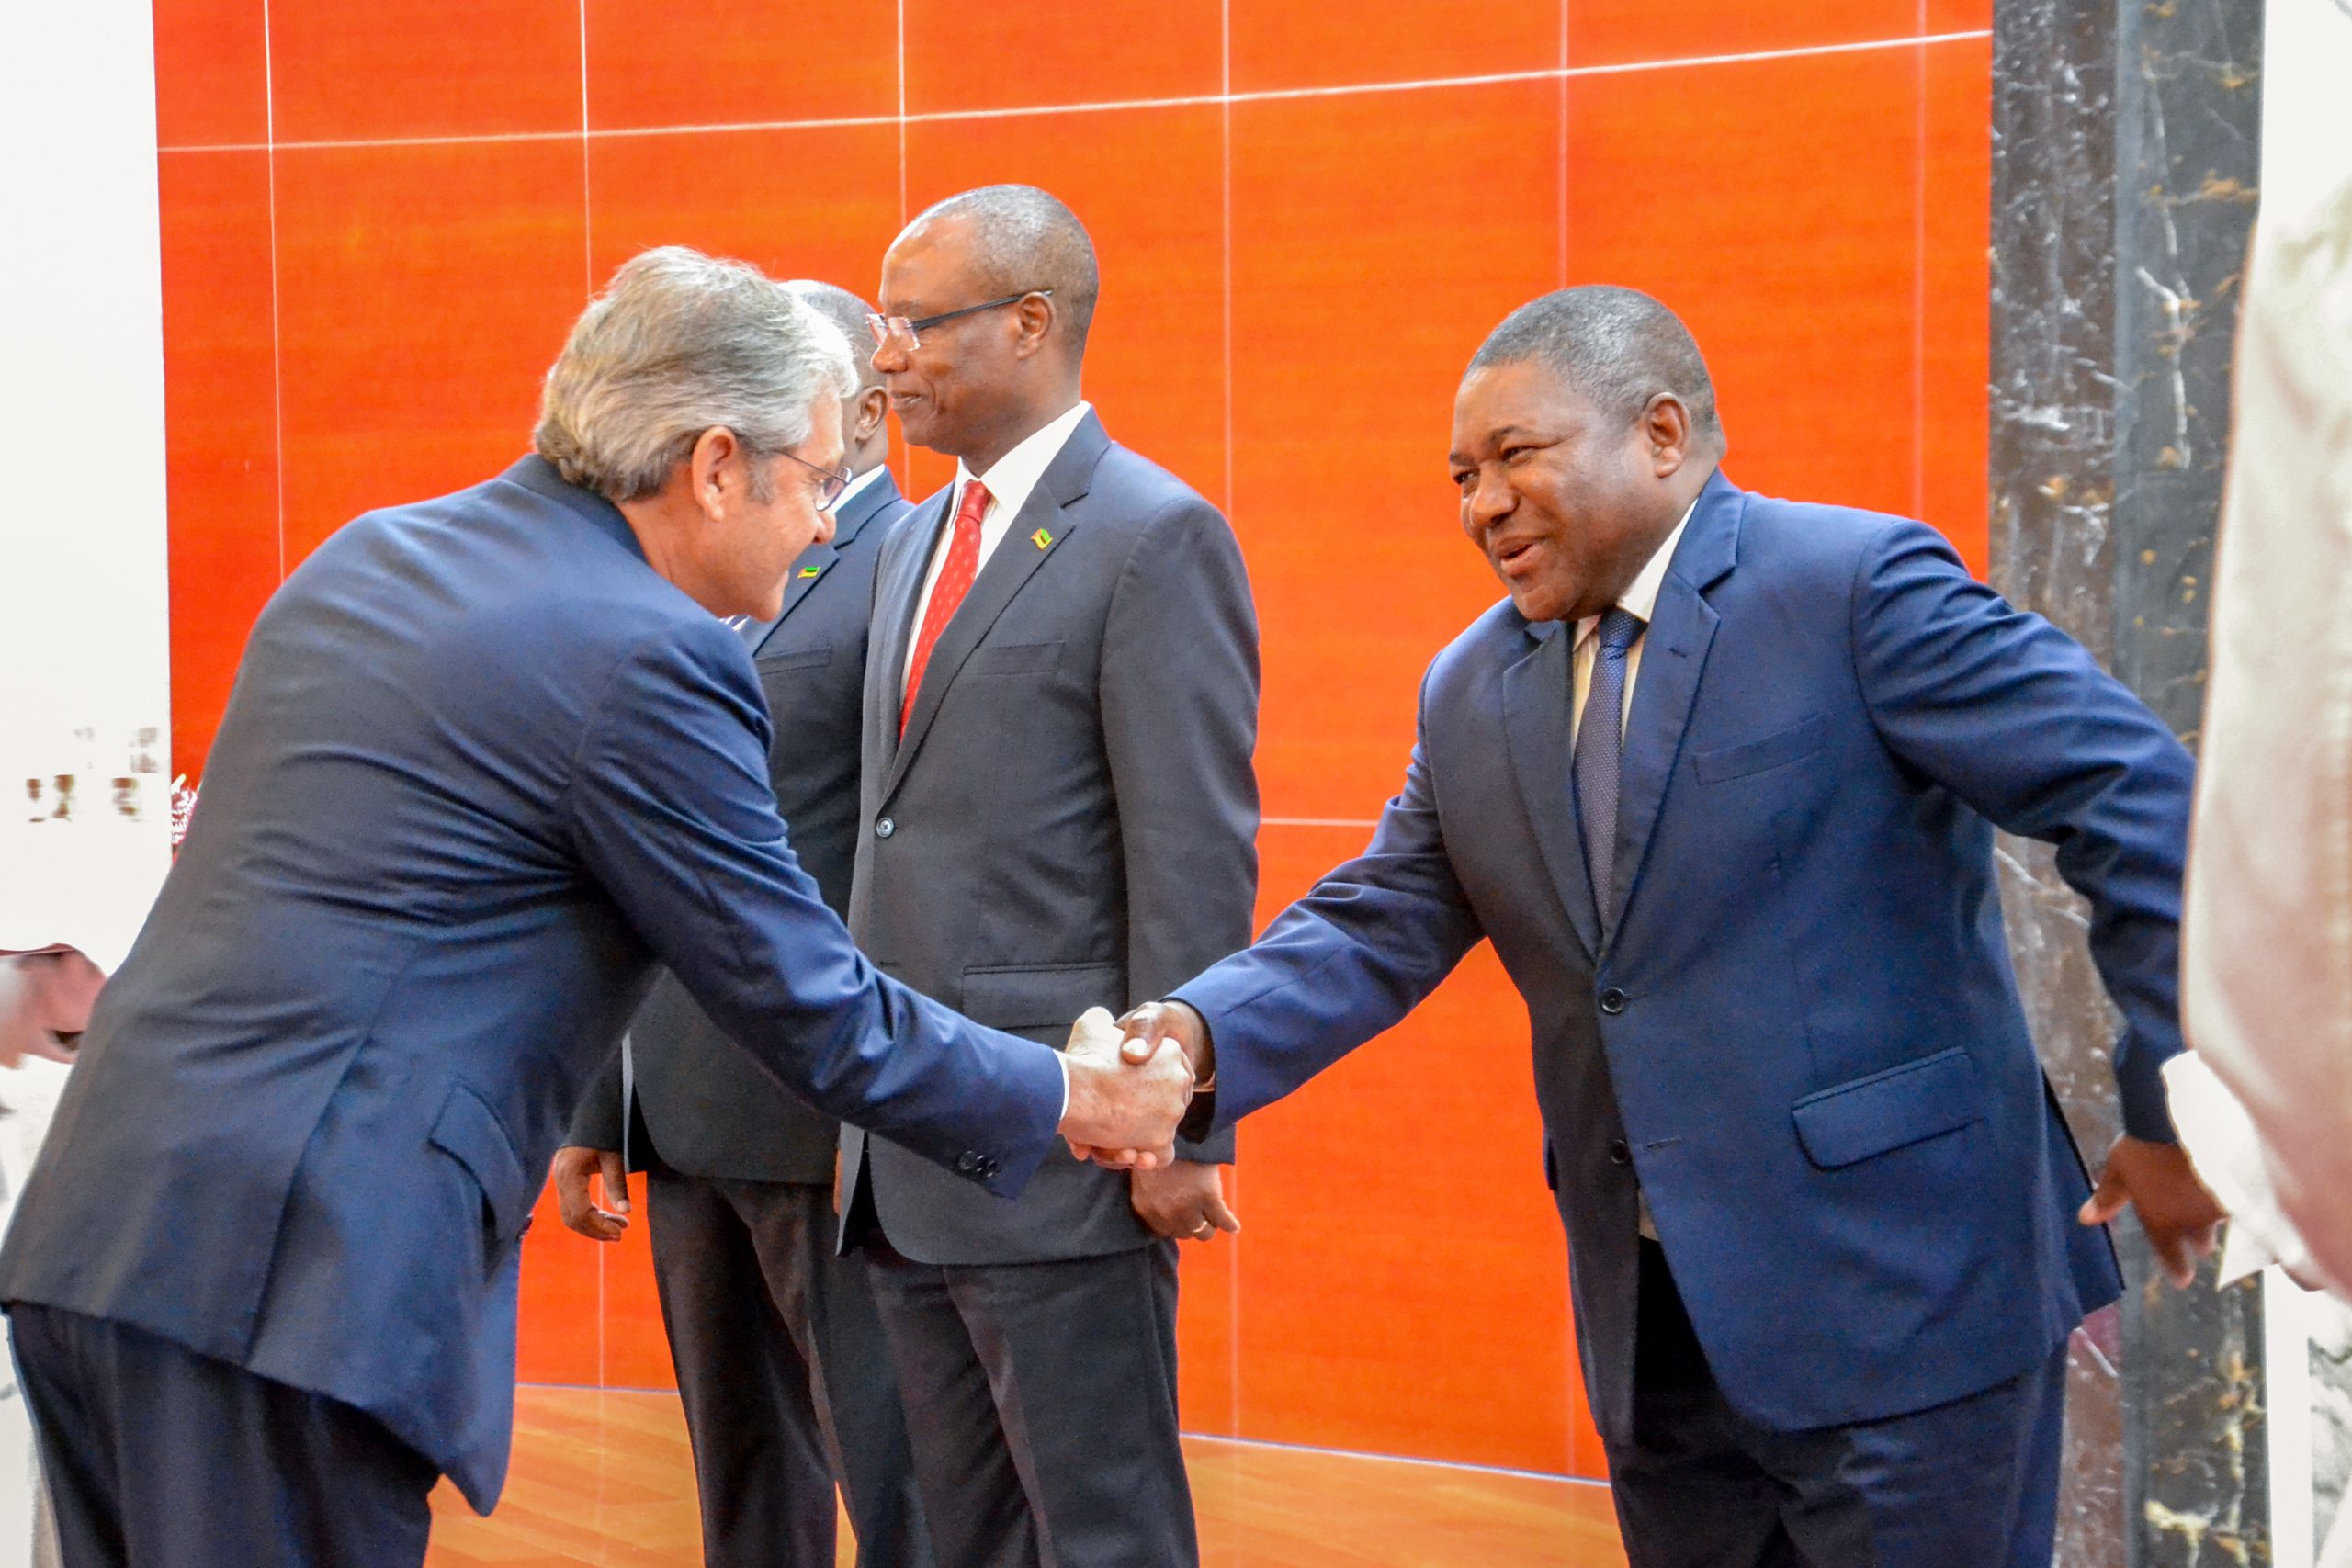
[1114,288,2225,1567]
[0,247,1193,1568]
[553,278,934,1568]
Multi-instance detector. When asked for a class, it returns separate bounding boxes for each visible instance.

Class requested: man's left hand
[2079,1134,2227,1288]
[1130,1159,1239,1243]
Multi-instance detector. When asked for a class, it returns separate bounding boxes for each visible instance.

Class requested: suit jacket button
[1599,987,1627,1015]
[1608,1139,1633,1166]
[876,817,896,839]
[953,1151,979,1175]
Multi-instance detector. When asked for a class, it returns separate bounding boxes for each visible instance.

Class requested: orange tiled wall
[153,0,1991,1481]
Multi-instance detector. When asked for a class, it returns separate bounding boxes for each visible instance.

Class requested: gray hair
[537,245,856,503]
[1466,286,1725,447]
[783,279,884,393]
[909,185,1100,355]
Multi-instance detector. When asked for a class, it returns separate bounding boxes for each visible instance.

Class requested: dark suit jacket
[842,410,1258,1267]
[571,468,911,1183]
[0,457,1065,1513]
[1174,470,2193,1441]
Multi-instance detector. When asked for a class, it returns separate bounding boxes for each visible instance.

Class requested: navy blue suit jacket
[0,457,1065,1511]
[571,467,911,1184]
[1175,471,2193,1440]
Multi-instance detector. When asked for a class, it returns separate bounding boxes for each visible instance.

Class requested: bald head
[1467,287,1724,453]
[907,185,1101,356]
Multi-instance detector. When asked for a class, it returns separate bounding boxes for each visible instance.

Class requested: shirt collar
[833,463,888,512]
[956,400,1093,521]
[1576,496,1699,649]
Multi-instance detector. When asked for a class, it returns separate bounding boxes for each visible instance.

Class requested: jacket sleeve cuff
[568,1043,628,1151]
[2118,1043,2182,1144]
[1175,1120,1236,1164]
[1175,1092,1220,1148]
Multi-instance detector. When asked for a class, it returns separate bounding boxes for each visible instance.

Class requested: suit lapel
[748,541,835,651]
[883,415,1108,800]
[1503,621,1601,959]
[1608,473,1742,934]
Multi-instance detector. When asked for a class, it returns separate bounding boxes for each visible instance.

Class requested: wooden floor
[425,1387,1629,1567]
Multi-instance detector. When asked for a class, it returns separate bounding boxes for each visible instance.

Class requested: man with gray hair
[1122,285,2219,1566]
[0,245,1193,1568]
[553,276,933,1568]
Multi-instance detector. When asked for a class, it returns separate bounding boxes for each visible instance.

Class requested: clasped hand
[1058,1005,1199,1170]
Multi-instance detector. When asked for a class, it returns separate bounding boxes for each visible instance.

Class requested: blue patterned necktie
[1573,608,1646,932]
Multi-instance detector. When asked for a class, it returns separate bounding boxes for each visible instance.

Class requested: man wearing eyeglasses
[840,185,1259,1568]
[0,247,1198,1568]
[551,278,935,1568]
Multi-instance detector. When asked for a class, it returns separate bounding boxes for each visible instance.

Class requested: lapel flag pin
[1032,527,1054,551]
[798,563,823,578]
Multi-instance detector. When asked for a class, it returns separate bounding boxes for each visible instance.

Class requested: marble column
[1988,0,2263,1562]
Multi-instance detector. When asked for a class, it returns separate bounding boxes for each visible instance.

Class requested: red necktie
[899,479,990,736]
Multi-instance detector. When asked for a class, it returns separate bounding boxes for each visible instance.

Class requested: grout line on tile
[1557,0,1570,288]
[1912,7,1928,524]
[896,0,908,228]
[1221,0,1235,525]
[1561,0,1577,1475]
[261,0,285,582]
[1220,0,1242,1450]
[156,31,1995,156]
[579,0,594,295]
[1185,1431,1612,1487]
[165,127,604,154]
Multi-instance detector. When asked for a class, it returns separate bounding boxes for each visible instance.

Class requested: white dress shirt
[1564,497,1695,1241]
[900,400,1093,700]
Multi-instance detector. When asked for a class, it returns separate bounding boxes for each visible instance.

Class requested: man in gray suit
[842,186,1259,1568]
[552,280,930,1568]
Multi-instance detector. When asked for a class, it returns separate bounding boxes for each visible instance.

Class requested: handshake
[1055,1002,1212,1170]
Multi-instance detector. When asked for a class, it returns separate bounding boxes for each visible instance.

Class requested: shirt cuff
[1057,1051,1070,1123]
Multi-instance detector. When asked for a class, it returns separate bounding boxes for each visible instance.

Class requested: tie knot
[1598,608,1645,655]
[955,479,992,528]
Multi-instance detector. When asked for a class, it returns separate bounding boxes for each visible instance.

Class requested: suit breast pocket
[756,644,834,672]
[1791,1047,1984,1168]
[1692,713,1828,784]
[965,638,1065,676]
[961,962,1123,1040]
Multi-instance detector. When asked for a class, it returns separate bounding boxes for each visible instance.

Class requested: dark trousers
[1605,1240,2066,1568]
[8,1303,435,1568]
[647,1168,931,1568]
[864,1239,1195,1568]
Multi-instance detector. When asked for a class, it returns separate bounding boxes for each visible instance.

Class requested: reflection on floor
[425,1387,1629,1567]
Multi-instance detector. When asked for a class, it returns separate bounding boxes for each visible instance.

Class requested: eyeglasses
[866,288,1055,354]
[774,446,853,509]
